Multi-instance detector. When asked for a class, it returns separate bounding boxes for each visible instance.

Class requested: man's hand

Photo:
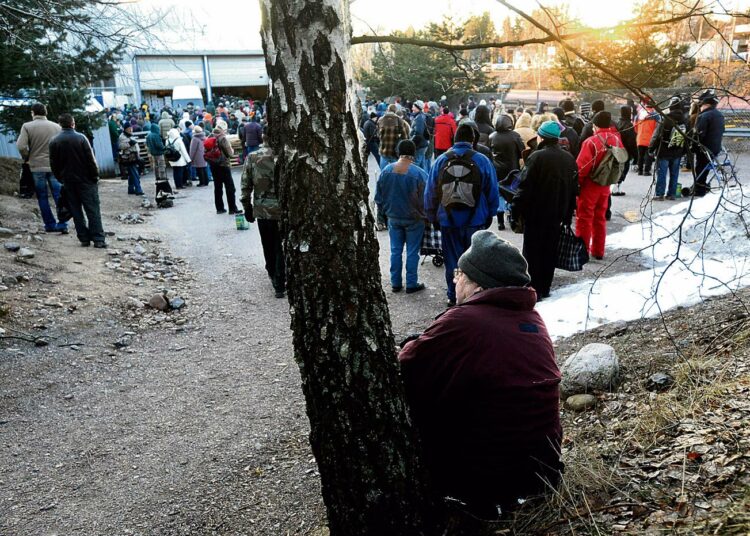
[399,333,422,348]
[244,206,255,223]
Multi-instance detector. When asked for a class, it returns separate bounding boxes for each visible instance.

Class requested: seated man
[399,231,563,517]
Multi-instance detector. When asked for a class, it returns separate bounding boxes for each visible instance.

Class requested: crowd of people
[107,98,267,210]
[370,90,726,304]
[369,88,726,519]
[15,88,726,519]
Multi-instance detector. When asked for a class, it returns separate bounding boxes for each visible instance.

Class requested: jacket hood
[149,124,160,135]
[494,114,514,131]
[474,105,492,126]
[515,113,532,129]
[193,130,205,139]
[161,111,171,119]
[212,127,225,137]
[167,128,181,141]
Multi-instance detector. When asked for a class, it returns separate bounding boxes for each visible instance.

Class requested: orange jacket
[635,114,659,147]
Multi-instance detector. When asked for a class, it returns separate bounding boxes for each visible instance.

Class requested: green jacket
[241,146,280,220]
[146,124,165,155]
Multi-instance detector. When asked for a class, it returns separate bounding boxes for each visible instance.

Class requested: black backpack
[164,139,181,162]
[438,149,482,221]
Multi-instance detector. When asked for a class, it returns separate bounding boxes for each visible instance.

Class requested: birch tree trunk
[259,1,435,534]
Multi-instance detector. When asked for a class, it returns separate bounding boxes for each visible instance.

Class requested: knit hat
[458,231,531,289]
[396,139,416,157]
[413,100,424,110]
[592,111,612,128]
[193,126,203,134]
[537,120,561,139]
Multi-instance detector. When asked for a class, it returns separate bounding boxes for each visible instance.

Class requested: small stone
[1,276,17,286]
[3,242,21,252]
[0,327,6,335]
[565,394,597,412]
[0,285,8,291]
[600,320,628,338]
[126,297,145,309]
[113,336,131,348]
[169,297,185,310]
[175,318,187,326]
[646,372,675,392]
[63,394,74,400]
[0,227,15,237]
[34,338,49,347]
[133,244,147,255]
[16,248,35,259]
[148,294,169,311]
[43,297,63,308]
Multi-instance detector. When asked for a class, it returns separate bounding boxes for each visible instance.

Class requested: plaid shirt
[378,112,410,158]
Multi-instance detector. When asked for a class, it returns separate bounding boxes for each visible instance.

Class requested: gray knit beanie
[458,231,531,289]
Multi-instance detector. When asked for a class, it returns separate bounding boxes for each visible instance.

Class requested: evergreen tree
[0,1,124,137]
[358,17,489,100]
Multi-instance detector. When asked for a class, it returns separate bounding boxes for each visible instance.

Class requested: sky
[133,0,750,52]
[134,0,645,53]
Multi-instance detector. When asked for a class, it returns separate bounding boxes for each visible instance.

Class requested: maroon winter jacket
[399,286,563,510]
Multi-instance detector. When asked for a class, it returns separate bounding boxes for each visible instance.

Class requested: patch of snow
[538,189,750,340]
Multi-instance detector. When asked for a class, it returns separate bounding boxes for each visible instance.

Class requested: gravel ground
[0,154,746,535]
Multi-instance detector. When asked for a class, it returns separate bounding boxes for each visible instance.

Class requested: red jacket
[433,112,457,151]
[576,126,624,188]
[399,287,563,509]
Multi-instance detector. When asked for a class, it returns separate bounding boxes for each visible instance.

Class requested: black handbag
[556,225,589,271]
[19,161,34,198]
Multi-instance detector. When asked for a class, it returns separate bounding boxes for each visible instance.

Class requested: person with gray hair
[399,230,563,519]
[16,102,67,233]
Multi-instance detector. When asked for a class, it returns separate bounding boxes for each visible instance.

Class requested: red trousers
[576,182,609,258]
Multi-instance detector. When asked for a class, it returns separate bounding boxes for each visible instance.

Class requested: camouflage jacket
[241,146,280,220]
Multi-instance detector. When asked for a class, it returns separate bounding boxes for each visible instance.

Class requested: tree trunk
[259,1,435,534]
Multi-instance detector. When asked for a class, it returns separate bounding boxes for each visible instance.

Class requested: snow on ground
[538,187,750,340]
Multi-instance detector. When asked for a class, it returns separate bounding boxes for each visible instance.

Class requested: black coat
[488,129,524,181]
[563,113,585,136]
[513,139,578,228]
[648,109,687,160]
[513,139,578,298]
[695,106,725,156]
[49,128,99,184]
[560,124,580,157]
[616,118,638,160]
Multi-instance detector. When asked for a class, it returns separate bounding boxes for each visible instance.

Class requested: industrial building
[113,50,269,109]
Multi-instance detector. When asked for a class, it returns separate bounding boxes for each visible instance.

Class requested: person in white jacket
[167,128,191,189]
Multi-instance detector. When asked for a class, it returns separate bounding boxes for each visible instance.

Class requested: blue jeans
[441,225,482,301]
[414,146,430,174]
[379,155,397,170]
[32,172,66,231]
[126,165,143,194]
[388,219,425,289]
[656,157,681,197]
[365,141,380,166]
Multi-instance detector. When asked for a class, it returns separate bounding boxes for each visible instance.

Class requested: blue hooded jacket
[425,141,500,228]
[146,123,165,156]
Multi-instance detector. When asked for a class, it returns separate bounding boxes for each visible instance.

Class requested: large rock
[561,343,620,397]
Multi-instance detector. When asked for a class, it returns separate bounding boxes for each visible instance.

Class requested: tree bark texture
[259,1,434,534]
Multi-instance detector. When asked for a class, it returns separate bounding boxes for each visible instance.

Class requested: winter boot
[496,212,506,231]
